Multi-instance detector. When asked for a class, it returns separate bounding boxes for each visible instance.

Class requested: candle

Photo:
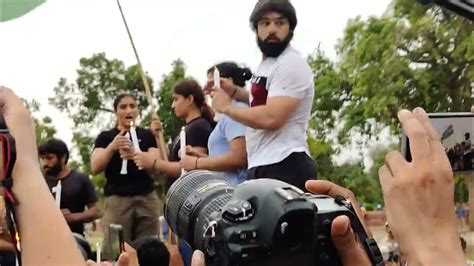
[213,67,221,89]
[96,242,101,263]
[129,122,141,152]
[180,126,186,175]
[120,132,130,174]
[55,180,62,208]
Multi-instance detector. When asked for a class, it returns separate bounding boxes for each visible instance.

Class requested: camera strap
[0,131,22,265]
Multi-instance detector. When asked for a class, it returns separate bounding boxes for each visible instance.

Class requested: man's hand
[210,88,232,113]
[203,77,235,96]
[379,108,464,265]
[61,208,78,223]
[306,180,372,266]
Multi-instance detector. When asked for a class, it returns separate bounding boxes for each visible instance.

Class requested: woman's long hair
[173,79,216,127]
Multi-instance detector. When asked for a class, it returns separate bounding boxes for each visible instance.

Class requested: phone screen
[109,224,124,261]
[401,112,474,172]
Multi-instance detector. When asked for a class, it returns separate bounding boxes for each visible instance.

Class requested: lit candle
[180,126,186,175]
[96,242,101,263]
[55,180,62,208]
[120,132,130,175]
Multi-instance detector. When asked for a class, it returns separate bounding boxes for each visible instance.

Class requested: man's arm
[64,202,100,224]
[218,94,300,130]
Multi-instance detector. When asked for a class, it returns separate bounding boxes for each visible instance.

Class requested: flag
[0,0,45,22]
[441,124,454,141]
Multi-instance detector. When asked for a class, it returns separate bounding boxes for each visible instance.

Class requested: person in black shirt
[90,93,161,260]
[38,138,100,236]
[133,79,213,266]
[133,79,214,192]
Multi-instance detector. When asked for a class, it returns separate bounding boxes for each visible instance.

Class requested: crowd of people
[446,133,473,171]
[0,0,469,265]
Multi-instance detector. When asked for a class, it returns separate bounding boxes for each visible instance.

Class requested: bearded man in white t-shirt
[210,0,316,191]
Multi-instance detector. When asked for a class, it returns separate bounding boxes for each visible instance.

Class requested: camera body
[165,171,383,266]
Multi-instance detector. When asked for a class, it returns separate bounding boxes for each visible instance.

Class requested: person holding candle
[38,138,100,236]
[180,62,250,187]
[133,79,214,193]
[90,93,161,260]
[133,79,214,266]
[209,0,317,191]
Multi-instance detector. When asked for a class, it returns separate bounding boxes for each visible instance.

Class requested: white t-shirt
[246,46,314,169]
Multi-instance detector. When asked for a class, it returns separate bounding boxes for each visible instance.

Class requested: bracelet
[195,157,199,170]
[152,158,157,170]
[230,86,237,98]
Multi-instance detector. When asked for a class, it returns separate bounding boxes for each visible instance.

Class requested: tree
[310,0,473,145]
[23,99,56,143]
[307,0,473,206]
[155,59,187,142]
[50,53,155,129]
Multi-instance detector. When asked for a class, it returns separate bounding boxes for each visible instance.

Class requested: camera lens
[164,170,233,250]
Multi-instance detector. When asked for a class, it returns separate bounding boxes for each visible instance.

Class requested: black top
[46,170,98,235]
[94,127,157,197]
[165,117,213,192]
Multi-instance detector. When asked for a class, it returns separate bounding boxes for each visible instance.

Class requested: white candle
[120,132,130,174]
[130,125,141,152]
[213,67,221,89]
[55,180,62,208]
[96,242,101,263]
[180,126,186,175]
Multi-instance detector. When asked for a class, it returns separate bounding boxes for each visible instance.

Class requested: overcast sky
[0,0,392,163]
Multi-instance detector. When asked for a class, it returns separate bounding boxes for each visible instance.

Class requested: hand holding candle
[120,132,131,175]
[213,66,221,89]
[129,121,143,170]
[130,121,141,152]
[180,126,186,176]
[55,180,62,208]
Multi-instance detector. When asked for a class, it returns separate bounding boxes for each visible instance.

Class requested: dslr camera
[165,170,383,266]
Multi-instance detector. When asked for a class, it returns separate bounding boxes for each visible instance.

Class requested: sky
[0,0,393,164]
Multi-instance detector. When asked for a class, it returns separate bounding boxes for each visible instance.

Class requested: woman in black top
[90,93,161,259]
[133,79,214,191]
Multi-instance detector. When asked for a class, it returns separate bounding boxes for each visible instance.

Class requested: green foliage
[23,99,56,143]
[307,0,473,206]
[310,0,473,145]
[155,59,186,142]
[49,52,154,128]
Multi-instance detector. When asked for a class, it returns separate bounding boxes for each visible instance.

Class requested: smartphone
[108,224,124,261]
[401,112,474,172]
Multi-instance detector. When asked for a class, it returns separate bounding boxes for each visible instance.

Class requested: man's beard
[257,31,293,58]
[44,164,62,177]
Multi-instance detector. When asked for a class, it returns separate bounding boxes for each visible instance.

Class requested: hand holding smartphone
[401,112,473,172]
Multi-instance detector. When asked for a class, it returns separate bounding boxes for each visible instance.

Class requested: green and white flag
[0,0,45,22]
